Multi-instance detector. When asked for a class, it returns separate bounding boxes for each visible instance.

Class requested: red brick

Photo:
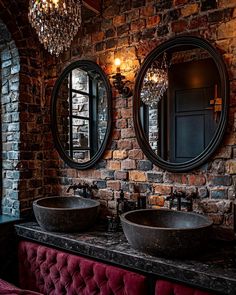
[117,140,133,150]
[107,180,121,190]
[113,150,128,159]
[181,4,199,17]
[154,184,172,195]
[171,20,188,33]
[92,32,104,42]
[140,6,154,17]
[114,171,129,180]
[129,171,147,182]
[226,160,236,174]
[117,36,130,47]
[147,15,161,28]
[131,19,146,32]
[207,213,224,225]
[128,149,143,160]
[218,0,236,8]
[126,10,140,22]
[115,119,127,129]
[112,129,121,140]
[121,159,136,170]
[121,128,135,138]
[187,175,206,186]
[115,98,128,109]
[189,15,208,30]
[108,161,121,170]
[103,150,113,159]
[98,189,114,200]
[148,195,165,206]
[173,0,188,6]
[113,15,126,26]
[218,19,236,39]
[121,108,132,119]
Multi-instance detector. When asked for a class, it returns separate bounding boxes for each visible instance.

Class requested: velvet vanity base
[18,240,148,295]
[17,240,214,295]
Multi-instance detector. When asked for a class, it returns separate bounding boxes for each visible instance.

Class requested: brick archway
[0,18,20,216]
[0,1,45,217]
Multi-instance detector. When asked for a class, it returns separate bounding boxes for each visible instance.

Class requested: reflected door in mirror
[135,36,228,172]
[167,58,220,163]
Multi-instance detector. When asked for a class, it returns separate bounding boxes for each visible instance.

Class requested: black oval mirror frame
[51,60,112,170]
[133,36,229,172]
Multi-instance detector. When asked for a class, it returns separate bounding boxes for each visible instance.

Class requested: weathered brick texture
[0,0,236,233]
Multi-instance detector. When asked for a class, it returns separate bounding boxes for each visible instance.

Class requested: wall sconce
[112,58,132,98]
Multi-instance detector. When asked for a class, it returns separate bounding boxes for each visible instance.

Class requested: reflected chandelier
[141,53,169,107]
[28,0,82,56]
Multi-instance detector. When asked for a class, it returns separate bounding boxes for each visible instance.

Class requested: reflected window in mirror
[134,36,228,172]
[52,60,112,169]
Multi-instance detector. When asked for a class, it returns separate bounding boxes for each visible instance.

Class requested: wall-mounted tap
[67,183,98,198]
[166,191,197,212]
[116,190,136,216]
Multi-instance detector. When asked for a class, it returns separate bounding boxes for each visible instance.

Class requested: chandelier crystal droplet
[28,0,82,56]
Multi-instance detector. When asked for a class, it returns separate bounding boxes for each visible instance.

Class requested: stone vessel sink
[33,196,100,232]
[120,209,213,258]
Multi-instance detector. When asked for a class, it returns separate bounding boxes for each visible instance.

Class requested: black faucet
[67,183,98,198]
[116,190,136,216]
[116,189,126,217]
[166,191,196,212]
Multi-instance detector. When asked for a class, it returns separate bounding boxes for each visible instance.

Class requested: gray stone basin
[120,209,213,258]
[33,196,100,232]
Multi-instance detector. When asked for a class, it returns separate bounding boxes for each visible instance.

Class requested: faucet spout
[67,182,98,198]
[166,191,196,212]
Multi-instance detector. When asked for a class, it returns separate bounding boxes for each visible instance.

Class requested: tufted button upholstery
[155,280,214,295]
[18,241,147,295]
[0,278,43,295]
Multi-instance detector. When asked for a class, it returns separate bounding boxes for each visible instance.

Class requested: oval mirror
[51,60,112,169]
[134,36,228,172]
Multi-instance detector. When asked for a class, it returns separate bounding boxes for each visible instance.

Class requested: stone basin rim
[120,208,213,231]
[33,196,100,211]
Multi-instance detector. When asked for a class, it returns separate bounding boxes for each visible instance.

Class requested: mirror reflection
[140,44,221,164]
[52,61,111,169]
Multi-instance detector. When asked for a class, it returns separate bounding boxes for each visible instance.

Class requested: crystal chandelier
[28,0,82,56]
[141,53,169,107]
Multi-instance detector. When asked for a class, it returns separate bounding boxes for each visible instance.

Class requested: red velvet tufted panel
[18,241,147,295]
[0,278,43,295]
[155,280,214,295]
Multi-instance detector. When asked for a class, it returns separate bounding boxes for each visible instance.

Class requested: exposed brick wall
[0,19,20,216]
[42,0,236,232]
[0,0,45,217]
[0,0,236,235]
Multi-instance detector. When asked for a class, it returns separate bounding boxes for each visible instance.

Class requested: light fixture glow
[28,0,82,56]
[112,58,132,98]
[114,58,121,67]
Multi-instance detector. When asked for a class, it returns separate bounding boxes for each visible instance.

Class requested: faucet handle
[91,184,98,190]
[173,190,185,197]
[185,192,198,201]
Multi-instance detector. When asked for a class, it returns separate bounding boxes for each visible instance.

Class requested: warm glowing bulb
[52,0,59,7]
[114,58,121,67]
[114,58,121,73]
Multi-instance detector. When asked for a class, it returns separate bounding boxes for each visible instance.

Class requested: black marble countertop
[15,222,236,295]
